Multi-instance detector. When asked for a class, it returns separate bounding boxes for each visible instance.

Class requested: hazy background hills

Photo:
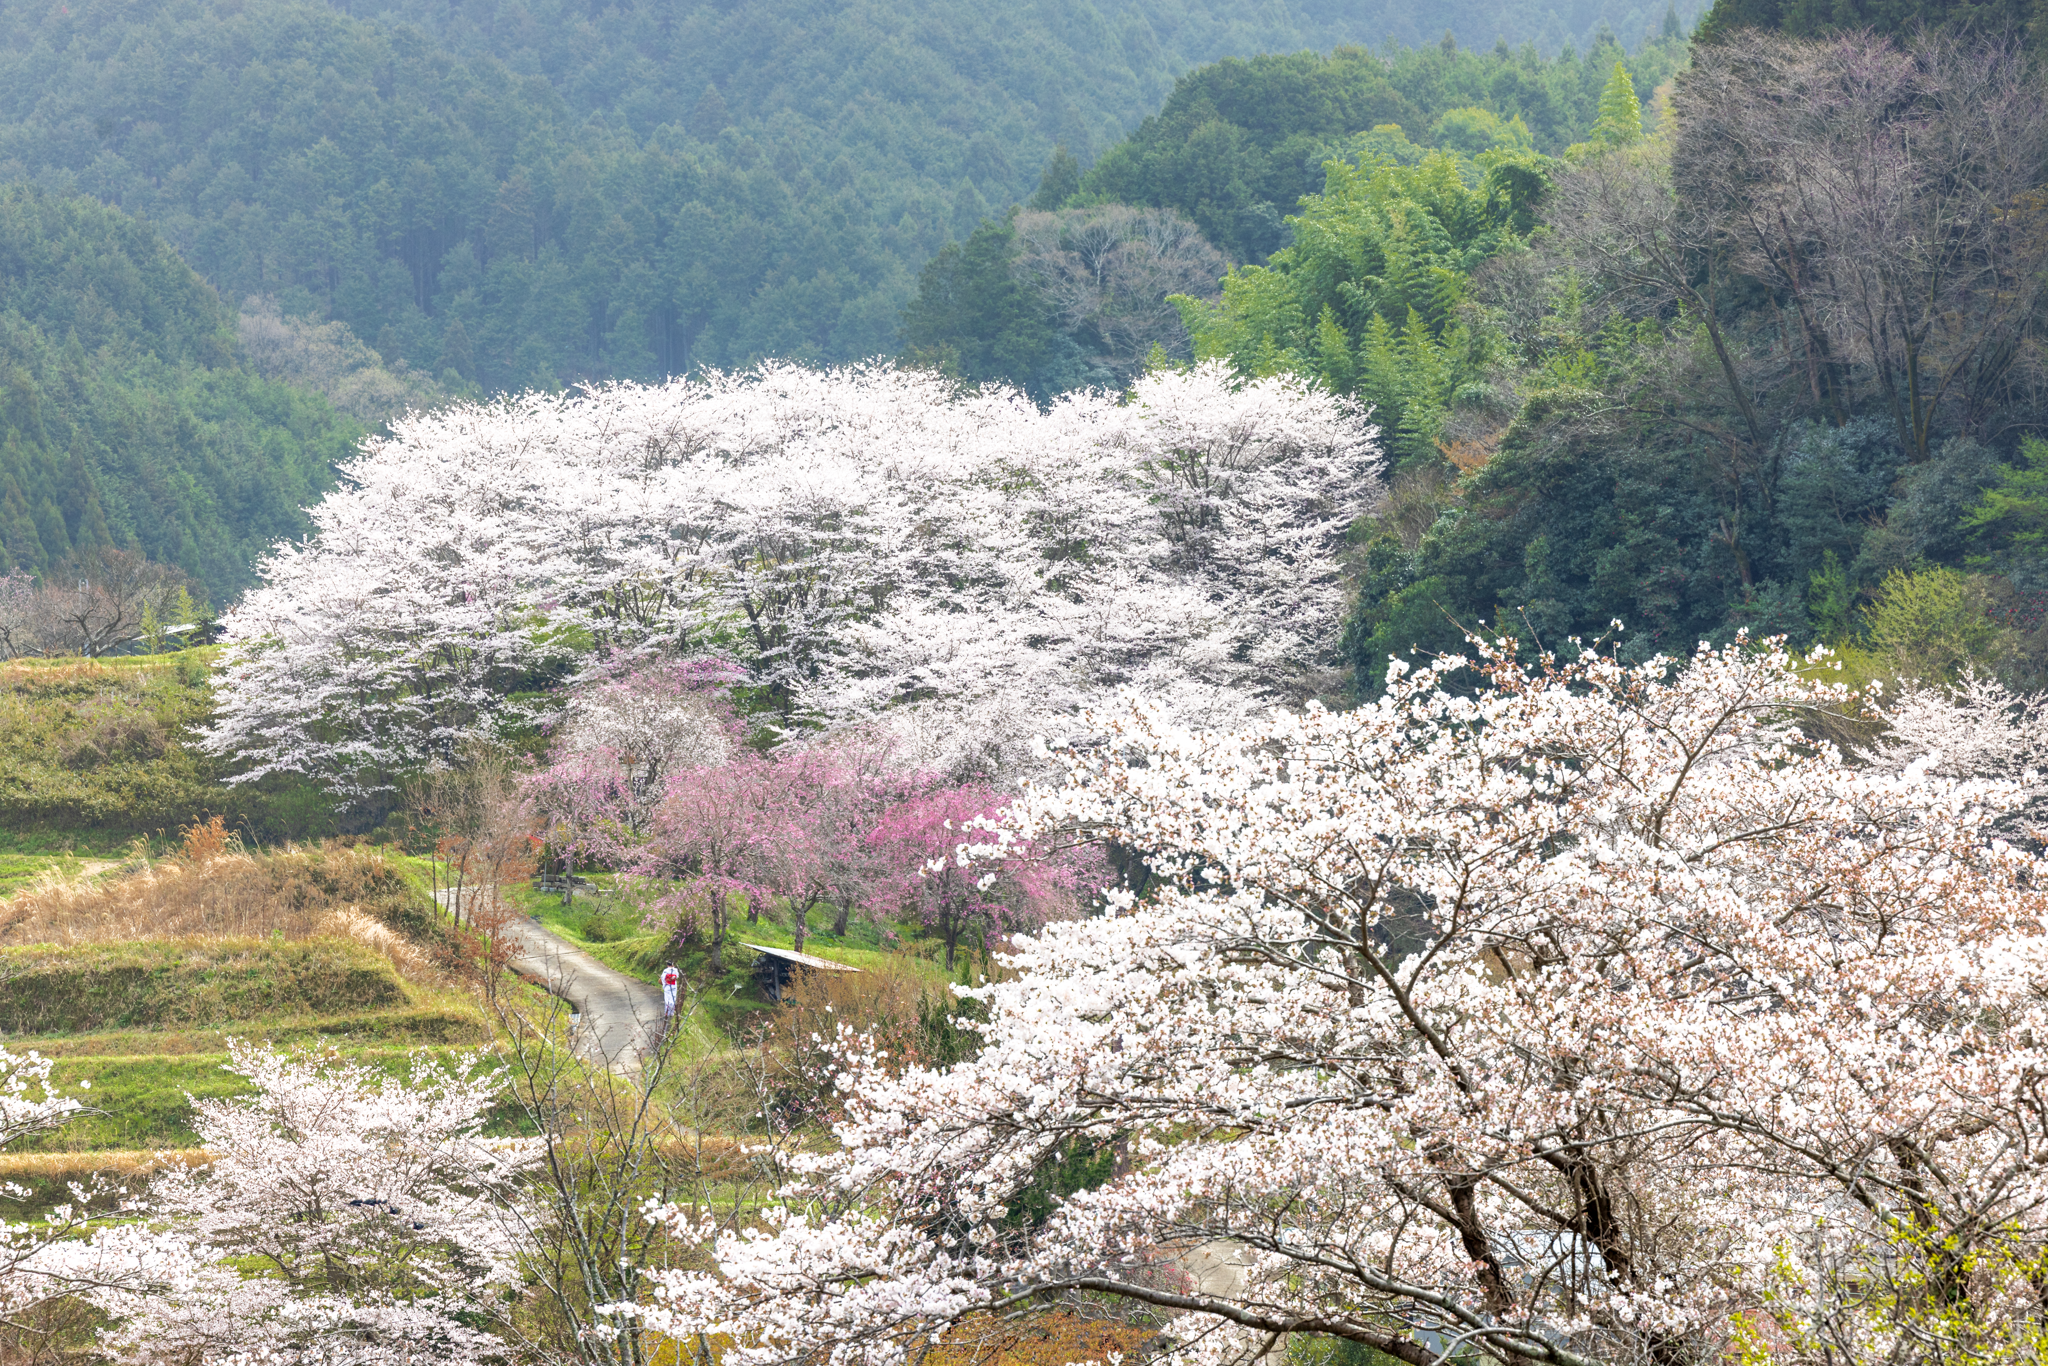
[0,0,1703,398]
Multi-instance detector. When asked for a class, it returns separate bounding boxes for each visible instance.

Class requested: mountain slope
[0,0,1706,393]
[0,185,356,600]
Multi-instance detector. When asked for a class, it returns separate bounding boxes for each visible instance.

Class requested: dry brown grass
[0,842,447,985]
[929,1311,1156,1366]
[0,1147,211,1184]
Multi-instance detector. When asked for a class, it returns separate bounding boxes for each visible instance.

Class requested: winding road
[438,888,664,1067]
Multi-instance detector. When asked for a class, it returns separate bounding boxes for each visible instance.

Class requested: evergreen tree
[0,186,356,599]
[1028,147,1083,211]
[1591,62,1644,145]
[899,217,1058,396]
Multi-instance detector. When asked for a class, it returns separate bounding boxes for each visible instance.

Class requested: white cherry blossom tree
[0,1043,146,1326]
[626,639,2048,1366]
[87,1042,540,1366]
[203,363,1377,796]
[1878,668,2048,787]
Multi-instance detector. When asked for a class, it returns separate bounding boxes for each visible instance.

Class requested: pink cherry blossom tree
[527,659,746,880]
[627,637,2048,1366]
[760,732,940,953]
[866,781,1084,971]
[632,754,805,974]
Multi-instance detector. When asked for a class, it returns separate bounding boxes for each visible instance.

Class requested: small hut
[743,942,861,1002]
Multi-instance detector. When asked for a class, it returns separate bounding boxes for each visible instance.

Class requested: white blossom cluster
[631,640,2048,1366]
[75,1043,539,1365]
[202,363,1378,793]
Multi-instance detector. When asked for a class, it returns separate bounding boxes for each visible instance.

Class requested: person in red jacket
[661,963,679,1017]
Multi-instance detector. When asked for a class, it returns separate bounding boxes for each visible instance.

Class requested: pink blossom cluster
[529,695,1091,968]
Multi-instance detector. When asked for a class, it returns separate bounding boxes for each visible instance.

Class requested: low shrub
[756,959,983,1127]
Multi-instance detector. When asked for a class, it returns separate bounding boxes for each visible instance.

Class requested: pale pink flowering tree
[762,742,885,956]
[0,1043,173,1326]
[554,658,743,801]
[527,659,746,877]
[87,1042,540,1366]
[866,782,1084,972]
[626,638,2048,1366]
[633,755,806,974]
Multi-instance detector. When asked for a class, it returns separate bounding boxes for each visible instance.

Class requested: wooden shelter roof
[740,942,862,972]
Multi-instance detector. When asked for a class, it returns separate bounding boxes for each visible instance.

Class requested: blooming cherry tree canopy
[88,1042,540,1366]
[202,363,1377,793]
[630,641,2048,1366]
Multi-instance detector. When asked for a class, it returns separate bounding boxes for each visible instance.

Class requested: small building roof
[740,942,861,972]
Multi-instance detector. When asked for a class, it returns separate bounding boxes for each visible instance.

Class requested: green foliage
[1175,148,1543,460]
[1965,435,2048,573]
[915,986,986,1071]
[1806,551,1855,645]
[1078,49,1414,261]
[899,216,1063,398]
[1590,62,1645,146]
[1002,1133,1118,1231]
[1431,107,1537,156]
[0,187,358,600]
[1341,567,1478,696]
[1028,148,1083,212]
[0,652,338,842]
[1079,35,1688,261]
[1862,566,2005,685]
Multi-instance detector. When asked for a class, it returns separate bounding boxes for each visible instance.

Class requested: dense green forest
[1076,33,1688,260]
[0,186,354,601]
[901,33,1683,394]
[0,0,1704,396]
[910,11,2048,704]
[1180,31,2048,696]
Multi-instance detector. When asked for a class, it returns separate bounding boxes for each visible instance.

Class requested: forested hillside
[899,37,1670,396]
[1077,34,1688,259]
[1152,31,2048,698]
[0,0,1704,396]
[0,186,355,601]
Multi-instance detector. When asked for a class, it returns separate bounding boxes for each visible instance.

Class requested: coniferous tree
[1591,62,1644,145]
[1028,147,1083,211]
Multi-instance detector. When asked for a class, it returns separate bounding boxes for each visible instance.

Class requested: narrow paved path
[437,888,664,1068]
